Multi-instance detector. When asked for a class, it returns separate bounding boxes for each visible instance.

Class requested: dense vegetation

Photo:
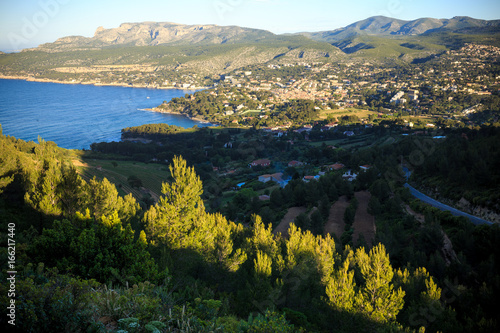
[122,124,199,140]
[1,122,500,332]
[1,14,500,331]
[411,127,500,208]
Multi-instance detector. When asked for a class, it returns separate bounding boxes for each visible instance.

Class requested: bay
[0,79,208,150]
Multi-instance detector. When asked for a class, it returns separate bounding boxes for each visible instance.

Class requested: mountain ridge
[31,22,279,52]
[26,16,500,53]
[299,16,500,43]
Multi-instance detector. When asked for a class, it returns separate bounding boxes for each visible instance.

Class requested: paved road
[404,183,493,226]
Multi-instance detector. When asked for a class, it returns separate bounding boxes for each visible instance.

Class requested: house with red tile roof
[288,160,304,167]
[328,163,345,171]
[249,159,271,168]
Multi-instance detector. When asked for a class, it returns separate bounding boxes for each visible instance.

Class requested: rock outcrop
[457,197,500,224]
[31,22,276,52]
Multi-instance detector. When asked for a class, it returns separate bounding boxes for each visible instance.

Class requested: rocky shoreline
[146,106,214,124]
[0,75,209,91]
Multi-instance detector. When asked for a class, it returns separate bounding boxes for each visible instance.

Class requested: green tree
[394,267,446,330]
[310,210,324,236]
[270,188,285,208]
[248,215,283,275]
[58,165,86,217]
[31,212,161,284]
[355,244,405,323]
[0,130,19,193]
[144,156,246,276]
[326,258,357,312]
[254,250,273,278]
[144,156,204,248]
[24,159,63,217]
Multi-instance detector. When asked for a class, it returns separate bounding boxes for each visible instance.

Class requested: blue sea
[0,79,208,149]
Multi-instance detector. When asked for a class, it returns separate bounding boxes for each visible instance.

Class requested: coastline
[145,106,214,124]
[0,75,211,91]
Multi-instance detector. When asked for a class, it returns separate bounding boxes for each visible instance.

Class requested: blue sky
[0,0,499,52]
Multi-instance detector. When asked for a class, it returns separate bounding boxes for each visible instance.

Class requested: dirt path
[273,207,307,237]
[405,204,425,224]
[324,196,349,240]
[352,191,376,247]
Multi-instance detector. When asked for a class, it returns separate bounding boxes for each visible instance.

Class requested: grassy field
[318,107,378,120]
[72,152,170,201]
[308,139,347,147]
[318,108,439,126]
[239,109,264,116]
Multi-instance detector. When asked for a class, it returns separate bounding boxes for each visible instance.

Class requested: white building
[390,91,406,104]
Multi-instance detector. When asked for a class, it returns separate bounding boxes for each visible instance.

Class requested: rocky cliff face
[33,22,276,52]
[457,197,500,224]
[92,22,272,46]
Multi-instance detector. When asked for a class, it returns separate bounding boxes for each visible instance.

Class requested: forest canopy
[1,125,500,332]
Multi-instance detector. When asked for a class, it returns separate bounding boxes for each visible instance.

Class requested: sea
[0,79,209,150]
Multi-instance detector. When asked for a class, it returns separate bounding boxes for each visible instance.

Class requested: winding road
[402,167,492,225]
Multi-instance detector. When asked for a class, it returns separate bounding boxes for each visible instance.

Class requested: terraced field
[352,191,376,246]
[273,207,308,237]
[324,196,349,239]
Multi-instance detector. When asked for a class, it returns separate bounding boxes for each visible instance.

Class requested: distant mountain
[301,16,500,44]
[2,16,497,82]
[4,22,342,79]
[32,22,277,52]
[27,16,500,54]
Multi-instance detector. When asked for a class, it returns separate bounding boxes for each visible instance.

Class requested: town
[147,43,499,130]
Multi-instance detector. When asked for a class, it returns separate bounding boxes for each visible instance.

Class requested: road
[404,183,493,226]
[401,166,492,226]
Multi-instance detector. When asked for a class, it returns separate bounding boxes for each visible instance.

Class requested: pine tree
[249,215,279,259]
[355,243,405,322]
[254,250,273,278]
[144,156,204,248]
[25,159,63,217]
[270,188,284,208]
[310,210,325,236]
[143,156,247,275]
[0,131,18,193]
[315,233,336,286]
[395,267,445,330]
[86,177,121,218]
[58,165,86,217]
[326,258,356,312]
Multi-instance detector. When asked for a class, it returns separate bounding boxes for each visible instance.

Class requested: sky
[0,0,499,52]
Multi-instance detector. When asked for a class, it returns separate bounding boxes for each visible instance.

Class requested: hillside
[0,39,343,88]
[1,16,499,87]
[301,16,500,43]
[298,16,500,58]
[30,22,279,52]
[28,16,500,55]
[0,21,345,85]
[2,121,500,332]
